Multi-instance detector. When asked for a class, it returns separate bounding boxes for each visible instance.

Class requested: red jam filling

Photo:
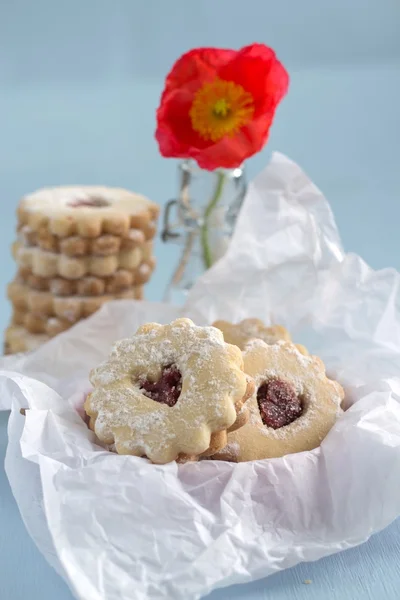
[257,379,302,429]
[68,197,109,208]
[139,365,182,407]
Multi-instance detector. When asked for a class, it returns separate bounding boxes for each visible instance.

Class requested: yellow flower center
[189,78,255,142]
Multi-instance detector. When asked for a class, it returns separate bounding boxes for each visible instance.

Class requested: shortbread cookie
[85,318,255,464]
[17,260,155,296]
[19,225,155,256]
[4,325,50,354]
[17,259,155,296]
[13,241,152,279]
[17,186,159,238]
[12,310,105,337]
[12,310,71,336]
[9,281,143,322]
[213,318,309,355]
[212,340,344,462]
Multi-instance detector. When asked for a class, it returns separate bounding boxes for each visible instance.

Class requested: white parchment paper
[1,153,400,600]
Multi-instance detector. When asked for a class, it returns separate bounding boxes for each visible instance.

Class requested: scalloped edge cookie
[85,318,255,464]
[17,186,159,238]
[211,340,344,462]
[13,241,153,279]
[16,259,155,295]
[18,224,156,256]
[9,280,143,323]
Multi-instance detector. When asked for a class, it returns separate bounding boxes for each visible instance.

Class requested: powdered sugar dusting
[243,339,343,440]
[87,319,245,462]
[22,186,153,215]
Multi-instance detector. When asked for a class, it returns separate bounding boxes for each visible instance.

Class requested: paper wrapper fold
[1,153,400,600]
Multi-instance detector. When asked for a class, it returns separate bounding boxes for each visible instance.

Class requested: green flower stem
[200,171,226,269]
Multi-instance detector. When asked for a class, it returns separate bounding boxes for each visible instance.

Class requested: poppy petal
[164,47,235,92]
[219,48,289,117]
[192,115,272,171]
[155,43,289,169]
[156,89,210,158]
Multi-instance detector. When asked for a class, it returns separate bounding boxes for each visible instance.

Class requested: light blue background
[0,1,399,599]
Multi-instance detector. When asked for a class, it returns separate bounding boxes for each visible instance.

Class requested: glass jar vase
[162,160,246,304]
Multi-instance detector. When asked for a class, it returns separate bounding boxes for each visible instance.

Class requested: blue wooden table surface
[1,2,400,596]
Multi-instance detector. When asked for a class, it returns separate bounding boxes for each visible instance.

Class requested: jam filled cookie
[17,260,155,295]
[12,310,71,336]
[13,242,148,279]
[85,318,254,464]
[8,280,143,322]
[211,340,344,462]
[17,186,159,238]
[19,226,152,256]
[213,318,309,355]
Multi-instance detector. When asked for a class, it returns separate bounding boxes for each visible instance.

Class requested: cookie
[85,318,255,464]
[133,260,156,286]
[211,340,344,462]
[213,318,309,355]
[9,280,143,322]
[19,225,155,256]
[4,325,50,354]
[12,310,71,336]
[13,241,152,279]
[17,258,155,296]
[17,186,159,238]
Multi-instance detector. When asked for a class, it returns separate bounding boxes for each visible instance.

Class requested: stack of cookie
[5,186,159,354]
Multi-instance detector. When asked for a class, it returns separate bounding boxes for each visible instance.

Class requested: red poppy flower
[155,44,289,171]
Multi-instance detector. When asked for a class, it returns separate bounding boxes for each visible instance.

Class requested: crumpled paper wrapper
[1,153,400,600]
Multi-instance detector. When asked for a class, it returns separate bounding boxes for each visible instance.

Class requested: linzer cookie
[213,318,309,355]
[17,259,155,296]
[9,280,143,322]
[13,242,150,279]
[12,310,71,336]
[211,340,344,462]
[4,325,50,355]
[19,226,152,255]
[17,186,159,238]
[12,311,95,337]
[85,318,254,464]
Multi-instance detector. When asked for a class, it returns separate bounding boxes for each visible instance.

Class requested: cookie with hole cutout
[18,224,156,255]
[13,240,153,279]
[10,283,143,334]
[211,340,344,462]
[17,258,155,296]
[17,186,159,238]
[85,318,255,464]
